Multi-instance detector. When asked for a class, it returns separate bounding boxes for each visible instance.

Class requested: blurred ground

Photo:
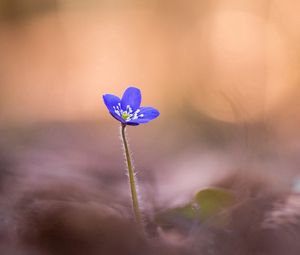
[0,119,300,254]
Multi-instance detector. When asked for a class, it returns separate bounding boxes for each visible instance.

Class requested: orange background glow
[0,0,300,142]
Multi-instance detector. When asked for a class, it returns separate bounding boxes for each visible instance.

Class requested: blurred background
[1,0,300,254]
[0,0,299,128]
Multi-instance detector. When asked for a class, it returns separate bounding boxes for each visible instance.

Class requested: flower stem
[120,124,142,226]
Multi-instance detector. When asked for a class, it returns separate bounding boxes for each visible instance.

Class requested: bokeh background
[1,0,300,201]
[1,1,300,254]
[0,0,299,128]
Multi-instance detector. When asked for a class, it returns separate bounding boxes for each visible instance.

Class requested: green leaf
[194,188,235,220]
[155,188,236,232]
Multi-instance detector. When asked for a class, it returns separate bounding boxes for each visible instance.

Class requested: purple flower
[103,87,160,126]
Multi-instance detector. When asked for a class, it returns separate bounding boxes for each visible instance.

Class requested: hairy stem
[120,124,142,226]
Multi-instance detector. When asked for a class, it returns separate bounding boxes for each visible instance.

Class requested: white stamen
[113,104,145,122]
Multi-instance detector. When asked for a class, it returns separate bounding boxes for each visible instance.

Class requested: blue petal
[110,112,125,123]
[126,122,140,126]
[103,94,121,112]
[121,87,141,111]
[127,107,160,125]
[102,94,125,123]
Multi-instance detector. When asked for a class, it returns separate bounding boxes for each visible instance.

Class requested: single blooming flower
[102,86,160,230]
[103,87,160,126]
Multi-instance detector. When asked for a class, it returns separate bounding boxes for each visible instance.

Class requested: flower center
[122,112,130,120]
[113,103,144,122]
